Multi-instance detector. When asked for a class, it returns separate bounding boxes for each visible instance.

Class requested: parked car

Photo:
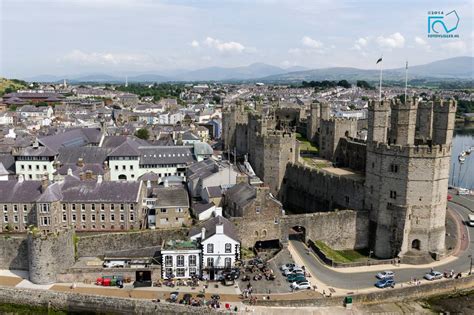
[287,274,306,283]
[280,263,297,271]
[169,292,179,303]
[103,260,126,268]
[291,281,311,290]
[424,271,443,281]
[375,278,395,288]
[283,267,304,276]
[376,271,394,279]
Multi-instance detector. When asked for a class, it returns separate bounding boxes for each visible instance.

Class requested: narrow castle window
[390,191,397,199]
[390,164,399,173]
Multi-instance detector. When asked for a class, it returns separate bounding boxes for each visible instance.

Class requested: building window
[165,256,173,267]
[115,165,118,170]
[110,214,115,221]
[176,268,185,277]
[72,214,76,222]
[23,216,27,224]
[101,204,105,210]
[345,196,350,204]
[130,204,134,210]
[39,204,50,213]
[81,214,86,222]
[100,214,105,222]
[207,244,214,253]
[390,164,399,173]
[176,208,183,213]
[225,243,232,253]
[120,214,124,222]
[81,204,85,211]
[120,204,124,211]
[189,268,197,276]
[62,204,66,211]
[41,217,50,226]
[13,215,18,223]
[111,204,114,210]
[160,208,167,213]
[13,205,18,212]
[91,214,96,222]
[177,255,185,267]
[207,257,214,267]
[390,190,397,199]
[224,257,232,268]
[256,206,261,214]
[130,213,134,221]
[91,204,95,211]
[62,212,67,222]
[189,255,196,266]
[3,215,8,223]
[72,204,76,211]
[2,205,6,212]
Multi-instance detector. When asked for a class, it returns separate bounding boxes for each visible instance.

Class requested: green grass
[241,247,255,259]
[314,240,368,263]
[295,133,318,153]
[302,157,329,169]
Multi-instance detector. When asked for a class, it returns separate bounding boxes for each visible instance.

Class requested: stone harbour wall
[0,287,213,315]
[0,234,28,270]
[76,228,187,257]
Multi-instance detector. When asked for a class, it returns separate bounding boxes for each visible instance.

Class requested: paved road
[290,203,474,290]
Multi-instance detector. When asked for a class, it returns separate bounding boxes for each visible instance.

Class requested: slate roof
[205,186,222,198]
[139,146,194,165]
[225,182,256,210]
[59,177,141,203]
[39,128,102,151]
[57,147,112,164]
[153,186,189,208]
[0,155,15,174]
[108,138,141,157]
[189,215,238,242]
[16,145,58,157]
[193,142,213,155]
[192,202,215,215]
[0,180,43,203]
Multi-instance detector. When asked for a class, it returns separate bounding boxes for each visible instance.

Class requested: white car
[376,271,394,279]
[291,281,311,290]
[280,263,298,271]
[103,260,126,268]
[284,267,304,276]
[424,271,443,281]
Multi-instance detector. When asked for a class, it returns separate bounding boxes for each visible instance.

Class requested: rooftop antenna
[376,55,383,101]
[125,75,128,88]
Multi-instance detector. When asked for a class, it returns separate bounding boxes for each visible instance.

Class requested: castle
[223,97,456,263]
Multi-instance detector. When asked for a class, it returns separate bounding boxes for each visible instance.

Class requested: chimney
[163,179,169,188]
[41,175,49,193]
[215,223,224,235]
[79,172,85,181]
[97,175,103,184]
[18,174,24,183]
[201,227,206,240]
[67,168,73,176]
[103,160,108,170]
[146,180,151,189]
[77,157,84,168]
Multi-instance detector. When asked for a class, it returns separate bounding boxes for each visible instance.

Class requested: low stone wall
[0,287,213,315]
[254,275,474,307]
[76,228,187,257]
[0,234,28,270]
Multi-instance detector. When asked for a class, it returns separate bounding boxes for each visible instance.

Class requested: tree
[134,128,150,140]
[356,80,373,89]
[337,80,351,89]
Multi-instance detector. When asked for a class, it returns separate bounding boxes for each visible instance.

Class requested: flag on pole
[376,57,383,64]
[406,61,408,69]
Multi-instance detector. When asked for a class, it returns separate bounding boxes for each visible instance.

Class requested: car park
[291,281,311,290]
[375,278,395,288]
[376,270,394,279]
[424,271,443,280]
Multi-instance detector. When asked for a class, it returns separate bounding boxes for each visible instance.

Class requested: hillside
[0,77,27,96]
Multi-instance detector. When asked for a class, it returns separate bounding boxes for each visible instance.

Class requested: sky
[0,0,472,78]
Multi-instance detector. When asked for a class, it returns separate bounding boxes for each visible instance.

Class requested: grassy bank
[314,240,368,263]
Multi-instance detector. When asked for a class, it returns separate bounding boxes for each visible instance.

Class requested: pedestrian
[322,289,326,296]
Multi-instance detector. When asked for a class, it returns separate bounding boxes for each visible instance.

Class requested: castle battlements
[433,99,457,112]
[368,99,391,110]
[369,141,451,158]
[288,163,364,184]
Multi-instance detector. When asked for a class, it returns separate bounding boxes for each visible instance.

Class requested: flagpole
[404,61,408,104]
[378,59,383,102]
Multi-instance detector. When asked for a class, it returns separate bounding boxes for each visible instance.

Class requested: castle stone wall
[0,235,28,270]
[28,228,75,284]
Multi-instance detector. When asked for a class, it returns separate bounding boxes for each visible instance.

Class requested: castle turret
[389,97,417,145]
[307,102,320,143]
[432,98,456,146]
[367,99,390,143]
[415,100,433,142]
[320,101,331,121]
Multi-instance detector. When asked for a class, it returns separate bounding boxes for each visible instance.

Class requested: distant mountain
[174,63,289,81]
[260,56,474,82]
[20,57,472,83]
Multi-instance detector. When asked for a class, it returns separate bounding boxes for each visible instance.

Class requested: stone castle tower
[365,97,456,262]
[306,102,320,143]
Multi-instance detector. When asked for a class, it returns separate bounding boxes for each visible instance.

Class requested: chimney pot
[201,227,206,240]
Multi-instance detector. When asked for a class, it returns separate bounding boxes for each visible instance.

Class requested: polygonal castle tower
[365,97,456,262]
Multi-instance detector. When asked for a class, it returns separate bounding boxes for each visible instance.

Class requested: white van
[468,214,474,227]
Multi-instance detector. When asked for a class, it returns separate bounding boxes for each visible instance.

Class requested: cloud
[353,37,369,51]
[301,36,323,49]
[203,37,245,53]
[61,49,154,66]
[191,40,200,48]
[414,36,431,51]
[441,40,467,53]
[376,32,405,49]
